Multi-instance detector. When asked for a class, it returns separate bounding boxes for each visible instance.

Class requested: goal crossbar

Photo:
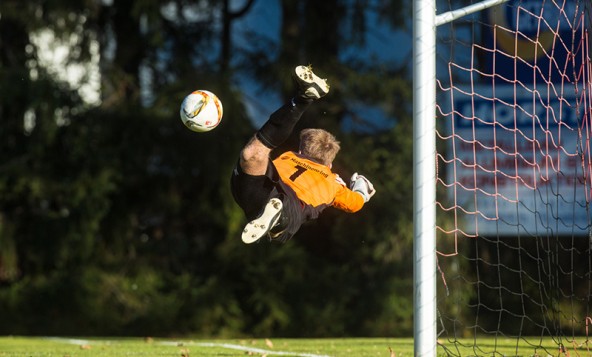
[435,0,509,26]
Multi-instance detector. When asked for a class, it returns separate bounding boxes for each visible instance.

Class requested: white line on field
[45,337,332,357]
[44,337,92,345]
[161,341,332,357]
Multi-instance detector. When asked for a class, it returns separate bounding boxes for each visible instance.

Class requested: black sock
[256,98,312,149]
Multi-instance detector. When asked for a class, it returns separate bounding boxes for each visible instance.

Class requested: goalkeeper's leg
[241,197,283,244]
[241,97,310,177]
[255,65,329,151]
[241,65,329,175]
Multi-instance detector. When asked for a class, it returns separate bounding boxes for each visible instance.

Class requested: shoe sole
[294,65,330,99]
[241,198,283,244]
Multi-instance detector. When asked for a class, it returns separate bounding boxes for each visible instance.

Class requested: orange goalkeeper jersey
[272,151,364,213]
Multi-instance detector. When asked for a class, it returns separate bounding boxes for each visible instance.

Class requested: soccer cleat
[293,65,330,100]
[268,212,288,239]
[242,198,283,244]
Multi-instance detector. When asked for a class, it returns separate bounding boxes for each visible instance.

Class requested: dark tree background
[0,0,414,337]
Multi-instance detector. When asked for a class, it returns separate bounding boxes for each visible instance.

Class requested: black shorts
[230,160,305,241]
[230,159,282,221]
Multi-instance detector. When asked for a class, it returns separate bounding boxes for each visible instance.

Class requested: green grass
[0,336,410,357]
[0,336,588,356]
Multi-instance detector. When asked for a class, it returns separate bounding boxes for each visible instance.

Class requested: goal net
[435,0,592,355]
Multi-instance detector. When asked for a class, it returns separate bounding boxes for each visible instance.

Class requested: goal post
[412,0,509,356]
[412,0,437,355]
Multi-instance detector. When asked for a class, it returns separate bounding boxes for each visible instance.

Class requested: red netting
[435,0,592,355]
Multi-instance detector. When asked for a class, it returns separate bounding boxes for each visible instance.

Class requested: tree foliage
[0,0,413,337]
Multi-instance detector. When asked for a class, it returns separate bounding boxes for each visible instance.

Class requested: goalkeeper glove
[350,173,376,203]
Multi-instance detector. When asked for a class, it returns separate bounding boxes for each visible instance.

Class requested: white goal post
[412,0,509,356]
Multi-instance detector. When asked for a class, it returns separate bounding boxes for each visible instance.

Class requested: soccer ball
[179,90,223,132]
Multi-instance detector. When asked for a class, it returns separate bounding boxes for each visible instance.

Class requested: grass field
[0,335,586,356]
[0,336,411,357]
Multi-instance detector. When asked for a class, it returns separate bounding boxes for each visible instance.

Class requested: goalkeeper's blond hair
[299,128,340,166]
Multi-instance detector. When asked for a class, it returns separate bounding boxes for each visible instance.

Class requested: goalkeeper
[231,65,376,244]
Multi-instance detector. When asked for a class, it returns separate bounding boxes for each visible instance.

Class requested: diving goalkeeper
[230,65,376,244]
